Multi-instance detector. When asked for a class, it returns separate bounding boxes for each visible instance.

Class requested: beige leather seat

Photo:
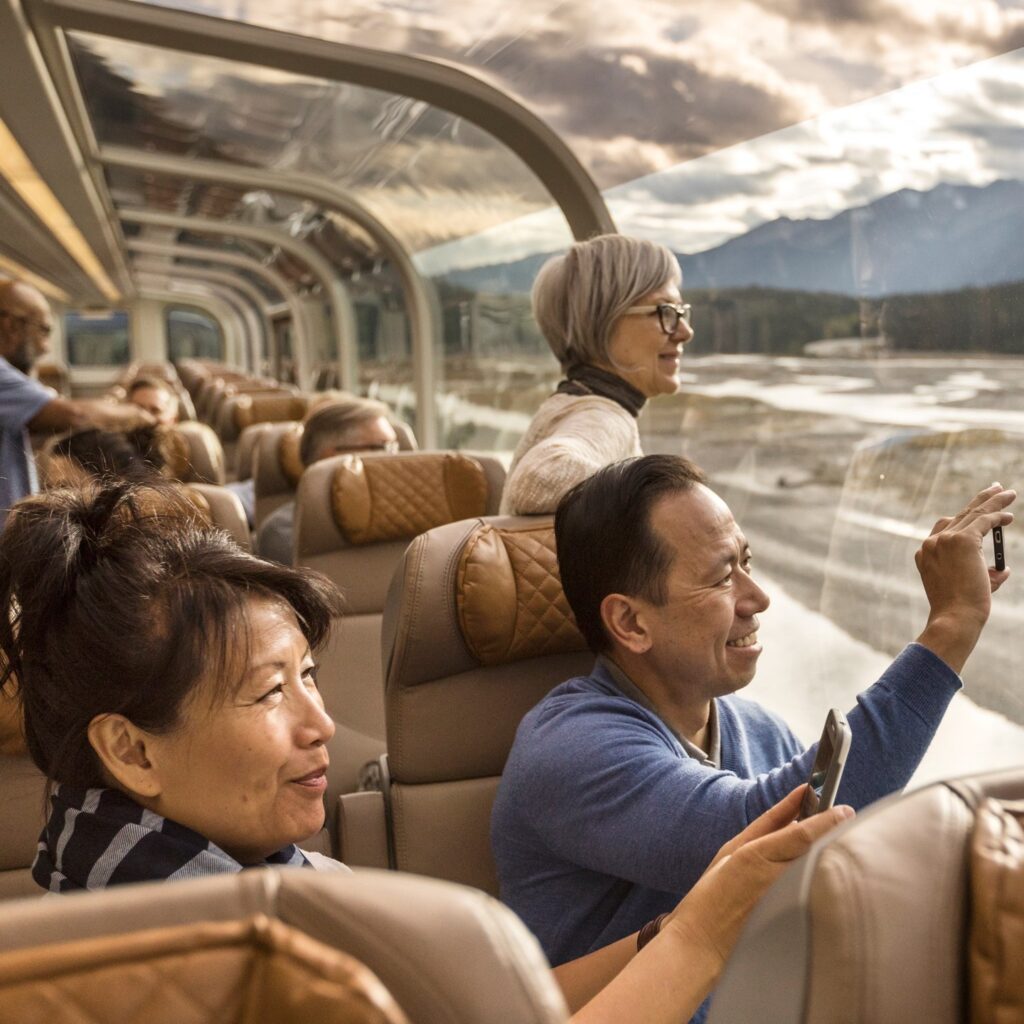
[0,914,406,1024]
[294,452,506,858]
[0,869,568,1024]
[253,416,418,529]
[216,393,309,473]
[184,483,251,551]
[168,422,226,485]
[708,766,1024,1024]
[374,516,592,894]
[0,752,47,900]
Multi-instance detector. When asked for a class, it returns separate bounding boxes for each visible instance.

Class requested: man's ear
[87,714,162,799]
[599,593,652,654]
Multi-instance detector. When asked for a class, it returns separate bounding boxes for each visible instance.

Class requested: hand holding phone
[798,708,852,820]
[993,524,1005,571]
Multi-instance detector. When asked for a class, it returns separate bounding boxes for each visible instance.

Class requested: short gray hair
[531,235,680,370]
[300,397,391,466]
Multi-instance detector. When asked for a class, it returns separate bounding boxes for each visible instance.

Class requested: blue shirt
[492,643,961,971]
[0,356,53,528]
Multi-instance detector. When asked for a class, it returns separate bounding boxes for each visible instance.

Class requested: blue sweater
[492,643,960,970]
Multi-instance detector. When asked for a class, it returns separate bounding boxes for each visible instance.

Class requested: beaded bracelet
[636,912,669,951]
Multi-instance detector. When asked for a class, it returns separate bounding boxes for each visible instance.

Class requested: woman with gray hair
[501,234,694,515]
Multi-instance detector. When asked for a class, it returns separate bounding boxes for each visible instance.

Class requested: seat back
[253,422,305,526]
[381,516,592,894]
[216,392,309,445]
[708,766,1024,1024]
[295,452,505,856]
[184,484,252,551]
[0,869,568,1024]
[234,422,276,484]
[0,914,407,1024]
[0,753,47,900]
[170,422,226,485]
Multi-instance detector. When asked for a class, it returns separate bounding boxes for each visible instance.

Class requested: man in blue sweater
[492,455,1014,979]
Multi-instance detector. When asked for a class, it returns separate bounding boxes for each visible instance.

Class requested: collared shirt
[597,654,721,767]
[0,356,54,528]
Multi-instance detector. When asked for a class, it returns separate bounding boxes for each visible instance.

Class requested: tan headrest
[162,427,193,481]
[234,394,309,432]
[457,522,584,665]
[0,914,408,1024]
[970,797,1024,1024]
[331,454,488,545]
[182,485,214,525]
[279,424,305,488]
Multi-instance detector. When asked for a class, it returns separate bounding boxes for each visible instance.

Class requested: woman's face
[140,599,334,862]
[602,280,694,397]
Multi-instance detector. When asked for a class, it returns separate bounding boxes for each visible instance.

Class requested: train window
[166,307,224,361]
[64,311,131,367]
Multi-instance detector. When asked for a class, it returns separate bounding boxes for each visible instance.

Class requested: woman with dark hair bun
[0,481,847,1024]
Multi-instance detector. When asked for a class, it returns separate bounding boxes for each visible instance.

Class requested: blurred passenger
[0,279,153,528]
[500,235,693,515]
[126,376,179,426]
[0,481,848,1024]
[257,397,399,565]
[493,454,1014,1024]
[39,426,168,489]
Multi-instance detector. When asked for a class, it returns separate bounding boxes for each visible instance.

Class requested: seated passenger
[492,455,1014,1009]
[0,279,153,528]
[257,397,399,565]
[0,481,848,1024]
[40,426,168,487]
[501,235,693,515]
[126,376,179,427]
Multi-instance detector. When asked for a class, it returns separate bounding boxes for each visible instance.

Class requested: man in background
[126,376,179,427]
[0,279,151,528]
[257,396,399,564]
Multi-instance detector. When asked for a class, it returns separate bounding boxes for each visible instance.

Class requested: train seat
[0,752,47,900]
[376,516,591,894]
[0,914,408,1024]
[0,868,568,1024]
[170,421,226,485]
[216,392,309,454]
[294,452,505,857]
[184,483,251,551]
[708,766,1024,1024]
[235,421,278,485]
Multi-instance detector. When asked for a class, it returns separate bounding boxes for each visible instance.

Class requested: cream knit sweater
[500,392,643,515]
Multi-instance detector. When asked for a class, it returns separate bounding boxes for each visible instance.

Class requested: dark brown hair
[555,455,706,653]
[0,481,344,787]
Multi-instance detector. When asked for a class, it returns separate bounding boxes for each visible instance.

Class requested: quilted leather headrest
[234,395,309,432]
[278,424,305,488]
[457,522,585,665]
[970,797,1024,1024]
[330,453,488,545]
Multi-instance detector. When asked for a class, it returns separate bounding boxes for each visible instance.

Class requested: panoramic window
[64,311,131,367]
[166,306,223,361]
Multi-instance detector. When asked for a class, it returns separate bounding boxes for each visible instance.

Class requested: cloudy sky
[114,0,1024,267]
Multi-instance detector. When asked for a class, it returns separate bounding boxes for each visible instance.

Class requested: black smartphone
[994,525,1005,571]
[797,708,852,820]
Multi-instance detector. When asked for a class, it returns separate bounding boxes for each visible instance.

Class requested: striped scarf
[33,785,312,893]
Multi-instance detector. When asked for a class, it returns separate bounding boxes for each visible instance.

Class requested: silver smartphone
[798,708,852,820]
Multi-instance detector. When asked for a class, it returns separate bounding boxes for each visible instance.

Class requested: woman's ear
[599,593,653,655]
[87,714,162,799]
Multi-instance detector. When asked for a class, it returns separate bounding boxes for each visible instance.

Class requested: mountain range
[443,180,1024,298]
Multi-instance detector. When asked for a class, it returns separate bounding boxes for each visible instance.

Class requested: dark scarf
[33,785,312,893]
[555,363,647,418]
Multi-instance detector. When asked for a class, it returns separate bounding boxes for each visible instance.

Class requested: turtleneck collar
[555,363,647,418]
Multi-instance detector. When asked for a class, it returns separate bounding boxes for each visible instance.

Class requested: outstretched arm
[556,786,851,1022]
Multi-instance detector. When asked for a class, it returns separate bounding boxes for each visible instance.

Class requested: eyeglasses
[623,302,692,335]
[0,310,53,337]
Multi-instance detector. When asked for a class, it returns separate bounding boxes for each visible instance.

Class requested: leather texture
[279,425,305,488]
[235,422,274,482]
[0,914,407,1024]
[382,515,593,893]
[186,484,252,551]
[970,797,1024,1024]
[330,454,488,546]
[218,392,305,441]
[708,766,1024,1024]
[0,869,569,1024]
[253,422,301,526]
[457,522,584,665]
[173,422,226,485]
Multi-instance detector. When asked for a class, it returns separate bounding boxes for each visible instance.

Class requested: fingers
[745,805,854,865]
[990,567,1011,592]
[946,489,1016,535]
[712,786,807,863]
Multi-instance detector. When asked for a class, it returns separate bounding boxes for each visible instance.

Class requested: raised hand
[915,482,1015,673]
